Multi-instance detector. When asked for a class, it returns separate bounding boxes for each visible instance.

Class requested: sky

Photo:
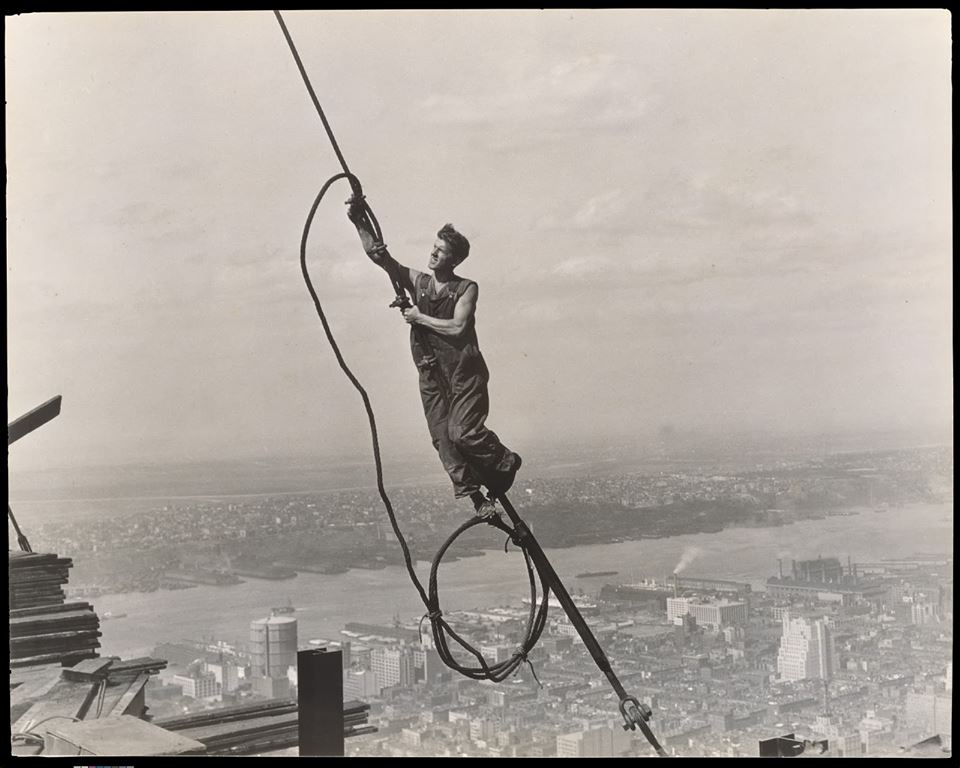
[6,10,953,474]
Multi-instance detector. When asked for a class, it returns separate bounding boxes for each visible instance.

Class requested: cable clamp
[619,695,652,730]
[515,647,543,688]
[418,609,443,644]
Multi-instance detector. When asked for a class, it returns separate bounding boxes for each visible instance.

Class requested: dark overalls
[411,273,515,498]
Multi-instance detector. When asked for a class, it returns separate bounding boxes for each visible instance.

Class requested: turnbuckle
[390,293,411,311]
[619,695,652,730]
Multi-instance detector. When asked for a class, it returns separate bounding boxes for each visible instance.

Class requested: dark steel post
[297,648,344,756]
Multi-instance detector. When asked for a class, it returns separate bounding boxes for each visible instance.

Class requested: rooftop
[9,549,372,756]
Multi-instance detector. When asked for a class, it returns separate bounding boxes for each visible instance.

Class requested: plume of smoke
[673,546,702,575]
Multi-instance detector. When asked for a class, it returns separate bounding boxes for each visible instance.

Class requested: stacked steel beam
[154,698,374,755]
[9,551,101,667]
[104,656,169,677]
[9,552,74,609]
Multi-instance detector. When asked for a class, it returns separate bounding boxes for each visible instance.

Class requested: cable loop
[522,656,544,688]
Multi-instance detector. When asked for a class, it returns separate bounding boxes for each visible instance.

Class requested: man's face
[428,238,458,271]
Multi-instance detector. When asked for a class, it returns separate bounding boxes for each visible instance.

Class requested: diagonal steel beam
[8,395,62,446]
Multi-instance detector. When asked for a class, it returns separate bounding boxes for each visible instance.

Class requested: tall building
[251,675,290,700]
[413,645,446,686]
[766,556,887,605]
[479,643,515,664]
[939,581,953,620]
[249,614,298,679]
[205,656,240,693]
[667,597,749,629]
[776,613,838,682]
[827,733,862,758]
[470,716,500,744]
[813,714,862,757]
[909,596,941,625]
[343,668,380,699]
[793,557,844,583]
[556,725,632,757]
[904,689,952,739]
[666,597,691,624]
[172,670,218,700]
[370,646,414,690]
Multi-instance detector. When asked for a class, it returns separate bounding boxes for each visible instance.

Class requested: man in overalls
[348,202,521,515]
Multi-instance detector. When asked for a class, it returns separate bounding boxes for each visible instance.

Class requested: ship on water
[275,561,349,575]
[161,568,244,587]
[229,564,298,580]
[576,570,619,578]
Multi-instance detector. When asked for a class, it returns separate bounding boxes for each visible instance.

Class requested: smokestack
[674,573,679,599]
[792,560,797,581]
[778,559,783,580]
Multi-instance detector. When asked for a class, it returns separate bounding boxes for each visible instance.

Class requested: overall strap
[417,272,432,302]
[452,279,476,301]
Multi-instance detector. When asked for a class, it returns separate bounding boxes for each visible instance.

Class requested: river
[92,502,952,659]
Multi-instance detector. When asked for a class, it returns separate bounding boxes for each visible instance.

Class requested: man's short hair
[438,223,470,264]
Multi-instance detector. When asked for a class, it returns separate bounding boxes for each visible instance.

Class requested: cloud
[552,255,614,278]
[329,255,373,287]
[512,298,564,323]
[535,174,815,246]
[550,54,617,83]
[417,52,648,137]
[535,189,630,233]
[640,175,816,237]
[573,190,629,229]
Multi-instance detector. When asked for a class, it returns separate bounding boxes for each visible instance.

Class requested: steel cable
[274,20,676,750]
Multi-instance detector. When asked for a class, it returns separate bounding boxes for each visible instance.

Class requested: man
[348,199,521,516]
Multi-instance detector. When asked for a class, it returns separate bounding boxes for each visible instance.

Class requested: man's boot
[485,452,522,498]
[471,491,498,520]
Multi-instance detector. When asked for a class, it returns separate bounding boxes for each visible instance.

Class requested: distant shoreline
[8,485,434,505]
[90,500,954,664]
[63,501,953,600]
[10,438,951,495]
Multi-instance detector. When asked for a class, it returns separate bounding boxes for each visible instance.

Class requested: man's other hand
[345,195,365,223]
[402,307,421,325]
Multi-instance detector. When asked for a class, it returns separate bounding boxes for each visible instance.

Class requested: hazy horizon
[7,425,952,508]
[6,10,953,475]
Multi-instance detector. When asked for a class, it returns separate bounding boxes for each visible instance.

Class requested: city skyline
[6,10,952,473]
[11,439,952,756]
[42,515,957,757]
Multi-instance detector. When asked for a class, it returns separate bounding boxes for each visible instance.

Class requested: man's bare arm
[347,197,417,293]
[403,283,478,337]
